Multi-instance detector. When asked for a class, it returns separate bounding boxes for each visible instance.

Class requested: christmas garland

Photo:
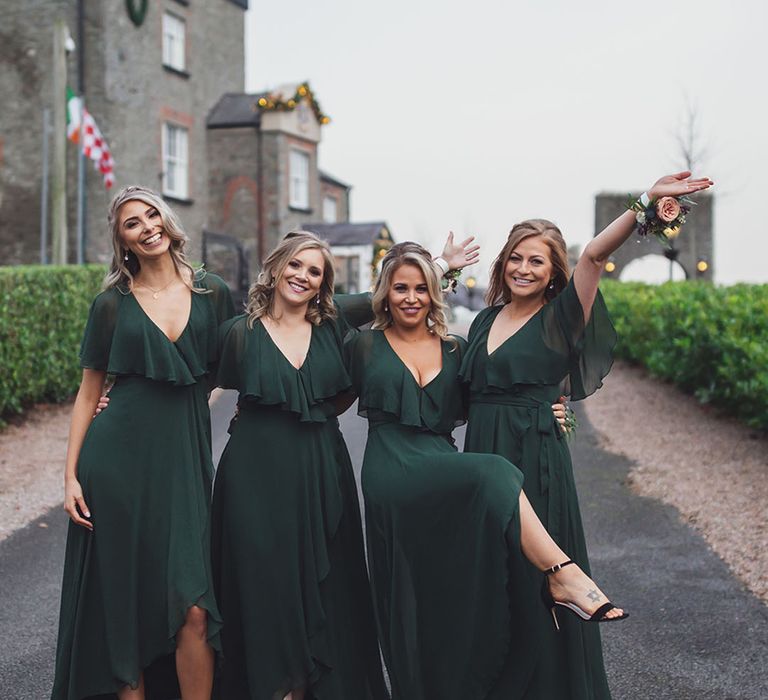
[256,82,331,125]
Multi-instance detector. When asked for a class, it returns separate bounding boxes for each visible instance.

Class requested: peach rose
[656,196,681,223]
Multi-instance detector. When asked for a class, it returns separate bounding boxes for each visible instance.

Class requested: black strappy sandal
[541,560,629,630]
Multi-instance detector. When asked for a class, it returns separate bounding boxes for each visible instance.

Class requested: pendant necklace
[137,276,175,300]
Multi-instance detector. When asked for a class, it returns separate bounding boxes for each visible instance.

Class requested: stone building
[206,85,342,265]
[0,0,247,265]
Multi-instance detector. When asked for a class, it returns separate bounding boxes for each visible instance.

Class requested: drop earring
[548,279,555,290]
[124,250,129,261]
[316,294,320,305]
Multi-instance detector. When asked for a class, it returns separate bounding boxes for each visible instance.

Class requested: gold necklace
[136,276,175,300]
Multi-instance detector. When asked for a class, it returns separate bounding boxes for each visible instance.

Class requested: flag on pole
[66,87,115,189]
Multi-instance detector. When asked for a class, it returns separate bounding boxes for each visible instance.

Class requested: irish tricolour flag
[66,87,115,189]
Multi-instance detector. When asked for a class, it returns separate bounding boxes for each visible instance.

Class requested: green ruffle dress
[459,277,617,700]
[51,272,235,700]
[346,329,545,700]
[210,301,387,700]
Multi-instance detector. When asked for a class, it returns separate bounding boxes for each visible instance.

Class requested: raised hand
[648,171,713,200]
[440,231,480,271]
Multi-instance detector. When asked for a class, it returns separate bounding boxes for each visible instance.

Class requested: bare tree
[676,95,709,173]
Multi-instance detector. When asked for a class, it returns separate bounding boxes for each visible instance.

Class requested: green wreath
[126,0,148,27]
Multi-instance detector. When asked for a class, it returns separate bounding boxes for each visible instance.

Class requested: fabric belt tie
[471,393,563,537]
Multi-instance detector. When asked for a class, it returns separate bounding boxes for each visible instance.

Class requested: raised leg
[518,491,625,620]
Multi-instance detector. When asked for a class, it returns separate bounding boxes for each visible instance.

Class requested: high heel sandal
[541,560,629,631]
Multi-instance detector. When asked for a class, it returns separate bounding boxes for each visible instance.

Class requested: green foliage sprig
[0,265,105,424]
[601,280,768,430]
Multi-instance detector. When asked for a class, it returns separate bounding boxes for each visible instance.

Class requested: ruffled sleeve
[79,289,121,371]
[334,292,374,330]
[198,271,237,325]
[347,330,466,434]
[220,317,352,422]
[549,277,616,400]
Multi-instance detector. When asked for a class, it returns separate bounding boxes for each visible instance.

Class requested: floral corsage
[627,193,695,245]
[441,269,462,293]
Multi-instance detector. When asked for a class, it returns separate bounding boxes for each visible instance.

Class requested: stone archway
[620,254,687,283]
[594,192,713,281]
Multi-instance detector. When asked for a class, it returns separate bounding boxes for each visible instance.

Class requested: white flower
[636,211,646,224]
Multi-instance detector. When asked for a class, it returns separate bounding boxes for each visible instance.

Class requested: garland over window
[255,82,330,125]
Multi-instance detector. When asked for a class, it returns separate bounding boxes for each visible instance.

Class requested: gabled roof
[302,222,392,246]
[319,170,352,190]
[207,93,266,129]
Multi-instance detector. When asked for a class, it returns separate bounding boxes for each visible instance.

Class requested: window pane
[290,150,310,209]
[163,123,188,198]
[323,196,337,223]
[163,13,185,71]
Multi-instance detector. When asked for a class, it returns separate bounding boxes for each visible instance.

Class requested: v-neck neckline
[485,303,544,357]
[381,330,444,390]
[260,319,313,371]
[130,289,193,344]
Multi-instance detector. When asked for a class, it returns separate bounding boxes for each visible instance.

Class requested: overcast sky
[245,1,767,285]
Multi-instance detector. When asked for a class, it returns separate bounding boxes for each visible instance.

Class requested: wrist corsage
[441,269,462,293]
[627,192,694,245]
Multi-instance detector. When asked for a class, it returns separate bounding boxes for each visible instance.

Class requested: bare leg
[176,605,214,699]
[518,492,624,619]
[285,690,306,700]
[117,674,145,700]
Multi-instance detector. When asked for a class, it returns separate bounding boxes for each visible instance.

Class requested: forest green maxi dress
[211,303,388,700]
[51,272,235,700]
[346,329,551,700]
[459,277,617,700]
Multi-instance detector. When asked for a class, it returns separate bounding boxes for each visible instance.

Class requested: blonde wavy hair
[372,242,455,347]
[485,219,570,306]
[104,185,201,292]
[245,231,337,328]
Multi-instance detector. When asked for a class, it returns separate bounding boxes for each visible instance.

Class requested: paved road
[2,394,767,699]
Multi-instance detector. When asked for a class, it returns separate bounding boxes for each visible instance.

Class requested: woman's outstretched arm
[574,170,713,320]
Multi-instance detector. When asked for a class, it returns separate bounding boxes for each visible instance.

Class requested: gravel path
[583,361,768,603]
[0,402,71,542]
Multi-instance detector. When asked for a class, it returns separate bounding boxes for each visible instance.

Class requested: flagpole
[40,108,50,265]
[75,0,86,264]
[51,18,68,265]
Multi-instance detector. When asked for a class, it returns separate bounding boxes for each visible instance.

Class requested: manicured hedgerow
[0,265,105,421]
[600,280,768,430]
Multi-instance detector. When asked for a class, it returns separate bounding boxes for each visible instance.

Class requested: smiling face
[504,235,554,301]
[274,247,325,309]
[387,263,432,330]
[118,199,171,261]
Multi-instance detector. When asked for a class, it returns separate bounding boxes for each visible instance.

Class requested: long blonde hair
[371,242,455,346]
[485,219,570,306]
[104,185,200,291]
[245,231,337,328]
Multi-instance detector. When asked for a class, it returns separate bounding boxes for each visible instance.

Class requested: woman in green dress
[459,171,713,698]
[52,186,235,700]
[210,231,389,700]
[345,242,627,700]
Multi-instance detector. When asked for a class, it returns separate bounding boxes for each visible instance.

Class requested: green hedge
[600,280,768,430]
[0,265,106,421]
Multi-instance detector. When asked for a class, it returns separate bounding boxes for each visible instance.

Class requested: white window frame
[322,195,338,223]
[289,149,310,209]
[162,123,189,199]
[162,12,186,72]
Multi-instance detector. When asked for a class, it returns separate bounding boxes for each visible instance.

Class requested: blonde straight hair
[371,242,455,347]
[485,219,570,306]
[245,231,337,328]
[104,185,201,292]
